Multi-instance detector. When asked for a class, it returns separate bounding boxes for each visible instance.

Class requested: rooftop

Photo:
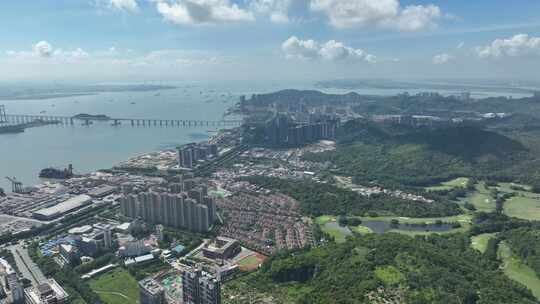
[33,194,92,218]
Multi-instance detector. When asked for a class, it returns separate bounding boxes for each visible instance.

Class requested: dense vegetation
[240,233,537,304]
[28,243,100,304]
[242,176,462,218]
[502,227,540,278]
[303,119,537,187]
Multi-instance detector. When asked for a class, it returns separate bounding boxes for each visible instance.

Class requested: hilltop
[304,120,533,187]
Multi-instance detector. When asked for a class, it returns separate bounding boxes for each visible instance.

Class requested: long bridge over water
[2,113,242,128]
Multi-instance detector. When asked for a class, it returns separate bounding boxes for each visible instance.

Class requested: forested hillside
[231,233,538,304]
[503,227,540,277]
[304,119,538,187]
[242,176,462,217]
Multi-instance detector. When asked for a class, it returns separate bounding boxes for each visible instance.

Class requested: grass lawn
[237,255,261,269]
[497,182,532,193]
[315,215,335,225]
[321,225,349,243]
[426,177,469,191]
[503,195,540,221]
[357,214,473,225]
[89,269,140,304]
[352,225,373,234]
[498,242,540,300]
[386,224,470,236]
[470,233,496,253]
[460,182,495,212]
[316,216,352,243]
[315,214,472,237]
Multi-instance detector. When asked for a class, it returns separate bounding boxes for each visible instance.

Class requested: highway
[9,244,46,286]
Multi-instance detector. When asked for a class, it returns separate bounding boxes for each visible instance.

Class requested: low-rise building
[202,237,240,260]
[24,279,68,304]
[32,195,92,221]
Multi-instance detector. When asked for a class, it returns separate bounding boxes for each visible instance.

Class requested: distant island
[316,78,540,94]
[0,84,177,100]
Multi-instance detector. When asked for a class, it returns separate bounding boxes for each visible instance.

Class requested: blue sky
[1,0,540,82]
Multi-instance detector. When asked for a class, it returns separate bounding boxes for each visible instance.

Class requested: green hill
[232,233,538,304]
[305,120,532,186]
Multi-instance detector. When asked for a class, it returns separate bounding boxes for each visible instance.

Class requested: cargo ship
[39,164,74,179]
[0,124,24,134]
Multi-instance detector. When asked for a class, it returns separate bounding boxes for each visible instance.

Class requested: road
[9,244,46,286]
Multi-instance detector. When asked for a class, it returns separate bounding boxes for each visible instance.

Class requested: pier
[2,114,242,128]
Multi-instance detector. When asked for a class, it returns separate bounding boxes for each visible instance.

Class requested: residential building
[139,278,165,304]
[182,266,221,304]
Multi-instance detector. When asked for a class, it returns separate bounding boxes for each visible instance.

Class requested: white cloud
[475,34,540,58]
[309,0,441,31]
[281,36,320,59]
[281,36,376,63]
[249,0,291,23]
[33,41,53,58]
[432,53,452,64]
[55,48,90,58]
[109,0,139,12]
[156,0,254,25]
[7,41,89,61]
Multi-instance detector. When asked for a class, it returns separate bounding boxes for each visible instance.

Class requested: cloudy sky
[2,0,540,82]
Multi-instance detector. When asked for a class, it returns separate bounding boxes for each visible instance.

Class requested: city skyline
[1,0,540,82]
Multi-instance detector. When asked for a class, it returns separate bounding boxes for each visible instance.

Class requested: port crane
[0,105,7,124]
[5,176,23,193]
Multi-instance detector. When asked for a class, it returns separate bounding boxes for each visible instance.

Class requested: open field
[498,242,540,300]
[497,182,532,193]
[316,215,470,238]
[353,225,373,234]
[316,216,352,243]
[470,233,496,253]
[426,177,469,191]
[237,254,266,272]
[460,182,495,212]
[314,215,334,225]
[320,223,350,243]
[89,269,140,304]
[357,214,473,225]
[385,225,470,236]
[495,183,540,221]
[504,196,540,221]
